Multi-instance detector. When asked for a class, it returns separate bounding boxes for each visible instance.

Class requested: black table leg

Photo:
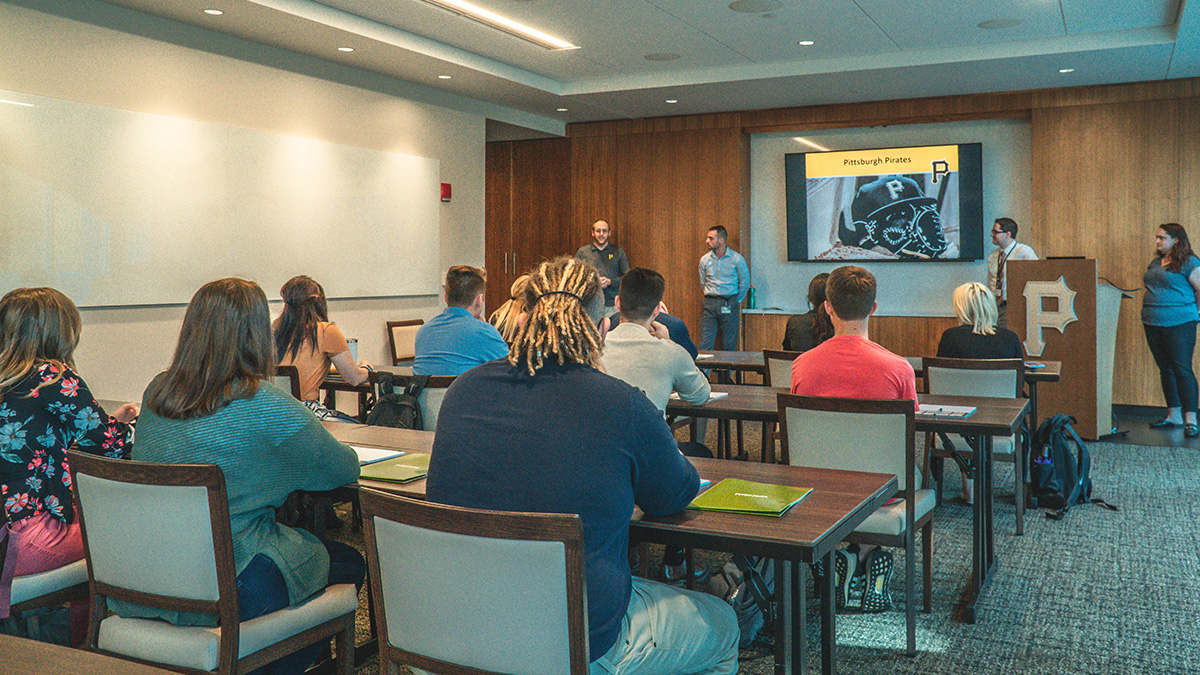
[964,433,997,623]
[821,549,835,675]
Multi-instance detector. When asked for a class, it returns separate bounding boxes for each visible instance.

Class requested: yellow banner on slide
[807,145,958,179]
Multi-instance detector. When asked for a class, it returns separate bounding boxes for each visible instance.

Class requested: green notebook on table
[359,453,430,483]
[688,478,812,517]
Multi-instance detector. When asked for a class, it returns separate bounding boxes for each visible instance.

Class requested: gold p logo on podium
[1022,276,1078,357]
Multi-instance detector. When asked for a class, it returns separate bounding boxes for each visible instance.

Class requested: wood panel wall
[485,77,1200,406]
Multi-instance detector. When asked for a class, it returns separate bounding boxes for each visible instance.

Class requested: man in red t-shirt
[790,265,917,407]
[789,264,917,612]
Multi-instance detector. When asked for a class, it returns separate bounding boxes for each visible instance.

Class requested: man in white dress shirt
[986,217,1038,327]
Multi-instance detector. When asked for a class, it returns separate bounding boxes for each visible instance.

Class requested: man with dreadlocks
[427,257,739,675]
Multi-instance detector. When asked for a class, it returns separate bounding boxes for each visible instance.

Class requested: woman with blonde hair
[937,281,1023,359]
[0,288,137,579]
[487,274,530,344]
[132,278,363,675]
[273,275,370,422]
[935,282,1023,504]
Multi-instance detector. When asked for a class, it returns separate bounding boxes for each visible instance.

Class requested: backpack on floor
[709,555,774,649]
[365,373,429,430]
[1028,414,1117,519]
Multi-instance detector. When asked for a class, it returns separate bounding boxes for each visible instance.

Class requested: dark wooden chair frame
[759,350,804,463]
[386,320,425,366]
[67,452,355,675]
[273,364,303,400]
[776,394,933,657]
[923,357,1028,535]
[359,488,590,675]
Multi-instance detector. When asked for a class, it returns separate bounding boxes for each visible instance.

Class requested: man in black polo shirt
[575,219,630,308]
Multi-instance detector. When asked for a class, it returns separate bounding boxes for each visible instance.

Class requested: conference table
[667,385,1029,624]
[0,634,178,675]
[325,423,898,675]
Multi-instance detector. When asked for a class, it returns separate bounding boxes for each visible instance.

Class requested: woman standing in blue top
[1142,223,1200,437]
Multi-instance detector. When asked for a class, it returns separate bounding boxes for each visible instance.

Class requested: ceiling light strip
[417,0,578,50]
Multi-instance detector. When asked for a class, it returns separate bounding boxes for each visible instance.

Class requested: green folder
[687,478,812,517]
[359,453,431,484]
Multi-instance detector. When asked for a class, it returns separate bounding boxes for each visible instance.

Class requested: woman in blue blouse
[0,288,137,577]
[1142,223,1200,437]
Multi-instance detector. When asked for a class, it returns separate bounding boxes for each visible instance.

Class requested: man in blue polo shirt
[414,265,509,376]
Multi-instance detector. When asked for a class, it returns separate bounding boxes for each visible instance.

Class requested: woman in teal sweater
[132,278,363,675]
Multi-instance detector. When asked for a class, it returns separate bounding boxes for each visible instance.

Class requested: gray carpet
[339,441,1200,675]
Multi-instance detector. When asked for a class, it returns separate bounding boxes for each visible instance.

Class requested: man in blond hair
[428,257,738,675]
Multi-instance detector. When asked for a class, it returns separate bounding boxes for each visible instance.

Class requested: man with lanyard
[698,225,751,351]
[986,217,1038,328]
[575,219,629,308]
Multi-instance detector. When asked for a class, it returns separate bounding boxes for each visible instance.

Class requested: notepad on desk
[916,404,976,418]
[352,445,406,466]
[688,478,812,517]
[669,391,729,402]
[359,453,430,483]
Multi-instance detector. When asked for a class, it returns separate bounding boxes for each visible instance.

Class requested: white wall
[1,1,492,401]
[749,119,1032,316]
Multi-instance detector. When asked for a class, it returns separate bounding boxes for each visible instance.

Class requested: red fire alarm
[440,183,452,202]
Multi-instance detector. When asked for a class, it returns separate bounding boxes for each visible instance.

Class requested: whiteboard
[0,89,441,306]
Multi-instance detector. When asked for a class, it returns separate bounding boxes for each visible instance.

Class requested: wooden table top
[0,634,178,675]
[631,458,897,562]
[324,422,434,497]
[666,386,1029,436]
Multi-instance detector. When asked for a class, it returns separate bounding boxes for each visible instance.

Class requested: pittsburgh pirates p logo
[1023,276,1078,357]
[930,160,950,184]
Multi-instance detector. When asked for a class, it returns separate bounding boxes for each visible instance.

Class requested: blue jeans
[236,539,365,675]
[589,577,739,675]
[1144,321,1199,412]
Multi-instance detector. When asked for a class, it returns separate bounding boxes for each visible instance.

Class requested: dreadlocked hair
[510,257,604,376]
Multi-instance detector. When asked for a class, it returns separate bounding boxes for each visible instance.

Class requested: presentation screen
[785,143,983,262]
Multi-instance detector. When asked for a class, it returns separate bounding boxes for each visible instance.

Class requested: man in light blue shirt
[698,226,751,351]
[414,265,510,376]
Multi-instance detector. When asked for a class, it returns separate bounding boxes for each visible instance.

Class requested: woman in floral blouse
[0,288,137,577]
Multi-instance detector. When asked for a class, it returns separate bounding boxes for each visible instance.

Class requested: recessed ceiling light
[728,0,782,13]
[798,40,815,46]
[1058,68,1075,73]
[557,108,568,112]
[438,75,453,79]
[338,46,355,52]
[666,99,678,104]
[644,53,681,62]
[416,0,578,50]
[0,99,35,107]
[977,18,1022,29]
[203,9,223,15]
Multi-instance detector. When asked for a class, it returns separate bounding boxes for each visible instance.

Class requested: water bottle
[746,286,757,309]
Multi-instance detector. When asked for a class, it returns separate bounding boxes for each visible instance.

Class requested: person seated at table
[782,272,833,352]
[274,275,371,423]
[127,278,363,675]
[936,281,1023,504]
[427,257,739,675]
[600,268,712,583]
[0,288,137,599]
[487,274,529,345]
[790,265,917,613]
[414,265,509,376]
[608,304,699,359]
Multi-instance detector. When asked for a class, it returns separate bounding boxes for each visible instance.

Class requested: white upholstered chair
[1,513,88,617]
[777,394,934,656]
[359,488,589,675]
[271,364,302,400]
[386,320,424,367]
[760,350,803,463]
[67,451,358,675]
[923,357,1027,534]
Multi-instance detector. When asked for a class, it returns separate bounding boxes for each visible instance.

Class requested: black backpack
[709,555,774,650]
[1028,414,1117,519]
[365,373,429,430]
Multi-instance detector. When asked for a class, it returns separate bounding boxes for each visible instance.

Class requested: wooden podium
[1008,258,1128,439]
